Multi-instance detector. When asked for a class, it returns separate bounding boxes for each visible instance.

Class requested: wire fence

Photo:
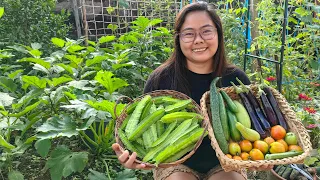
[77,0,187,41]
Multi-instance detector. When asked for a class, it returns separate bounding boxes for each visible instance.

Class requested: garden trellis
[72,0,185,42]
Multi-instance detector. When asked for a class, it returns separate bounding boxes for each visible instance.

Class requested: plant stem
[90,125,99,141]
[79,131,98,148]
[102,159,112,180]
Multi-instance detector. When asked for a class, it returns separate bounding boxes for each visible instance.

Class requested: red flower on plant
[303,107,316,114]
[266,76,276,82]
[298,93,312,101]
[306,124,318,129]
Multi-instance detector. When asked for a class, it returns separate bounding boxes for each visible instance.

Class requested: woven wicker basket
[200,84,313,172]
[115,90,209,168]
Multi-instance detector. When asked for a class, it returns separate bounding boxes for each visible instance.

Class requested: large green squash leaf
[45,145,88,180]
[8,170,24,180]
[35,139,51,158]
[88,169,108,180]
[94,71,128,95]
[36,115,78,139]
[115,169,137,180]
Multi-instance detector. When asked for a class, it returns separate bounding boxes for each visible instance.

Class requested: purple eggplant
[231,82,267,139]
[263,87,288,131]
[257,87,278,126]
[258,73,288,131]
[236,78,271,131]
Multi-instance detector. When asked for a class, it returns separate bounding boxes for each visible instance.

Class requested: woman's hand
[112,143,152,170]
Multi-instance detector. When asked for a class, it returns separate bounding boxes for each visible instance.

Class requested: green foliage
[0,0,71,54]
[0,16,172,178]
[44,145,88,180]
[8,170,24,180]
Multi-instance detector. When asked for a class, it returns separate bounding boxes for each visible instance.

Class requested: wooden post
[71,0,81,38]
[82,0,88,46]
[250,0,262,72]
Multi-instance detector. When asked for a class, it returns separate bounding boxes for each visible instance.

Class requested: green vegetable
[154,128,206,164]
[265,151,303,160]
[126,101,138,114]
[218,92,230,141]
[226,109,241,141]
[156,121,165,137]
[163,143,194,163]
[210,77,228,154]
[142,129,153,149]
[120,114,131,130]
[125,95,151,136]
[151,121,177,147]
[143,119,193,162]
[165,99,192,113]
[128,108,165,141]
[140,100,152,120]
[233,100,251,128]
[118,129,144,158]
[160,112,202,123]
[220,90,238,113]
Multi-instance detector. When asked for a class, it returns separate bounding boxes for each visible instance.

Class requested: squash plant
[0,37,129,179]
[0,15,172,179]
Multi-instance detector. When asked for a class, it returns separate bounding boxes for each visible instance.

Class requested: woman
[113,1,269,179]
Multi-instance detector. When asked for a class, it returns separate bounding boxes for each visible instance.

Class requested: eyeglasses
[179,27,217,43]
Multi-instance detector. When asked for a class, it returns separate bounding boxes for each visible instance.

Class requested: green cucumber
[220,90,238,113]
[265,151,303,160]
[210,77,228,154]
[218,92,230,141]
[226,109,241,141]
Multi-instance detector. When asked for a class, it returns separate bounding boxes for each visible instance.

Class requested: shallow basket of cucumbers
[200,77,313,172]
[115,90,209,168]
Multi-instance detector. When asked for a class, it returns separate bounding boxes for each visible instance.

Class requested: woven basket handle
[114,96,133,119]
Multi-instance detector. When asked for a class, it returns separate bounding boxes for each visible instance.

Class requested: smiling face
[179,11,218,73]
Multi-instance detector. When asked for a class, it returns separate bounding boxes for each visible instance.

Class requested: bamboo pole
[71,0,81,38]
[82,0,88,46]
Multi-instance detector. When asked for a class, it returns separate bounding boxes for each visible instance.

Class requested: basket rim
[200,84,313,171]
[115,89,209,168]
